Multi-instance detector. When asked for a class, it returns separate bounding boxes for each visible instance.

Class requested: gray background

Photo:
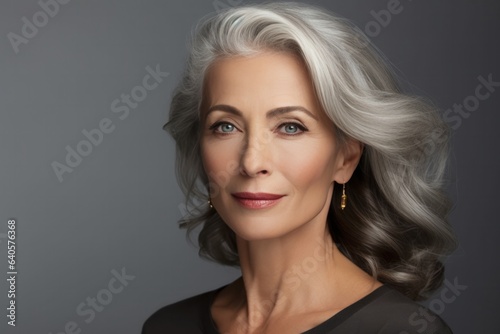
[1,0,499,333]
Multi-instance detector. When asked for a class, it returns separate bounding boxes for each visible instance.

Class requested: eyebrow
[205,104,318,120]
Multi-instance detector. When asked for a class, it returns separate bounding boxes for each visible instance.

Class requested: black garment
[142,284,452,333]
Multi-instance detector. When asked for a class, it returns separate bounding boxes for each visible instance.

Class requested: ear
[332,138,364,184]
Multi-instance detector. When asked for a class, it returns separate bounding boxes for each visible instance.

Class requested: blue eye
[283,124,298,133]
[209,122,237,134]
[279,122,306,135]
[220,123,235,132]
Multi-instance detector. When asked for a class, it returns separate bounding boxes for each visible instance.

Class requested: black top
[142,284,452,333]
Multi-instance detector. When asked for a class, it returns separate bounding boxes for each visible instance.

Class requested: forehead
[203,52,321,114]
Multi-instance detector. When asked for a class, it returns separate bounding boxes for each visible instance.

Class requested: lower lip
[232,197,283,209]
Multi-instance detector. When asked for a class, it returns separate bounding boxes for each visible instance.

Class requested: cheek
[275,140,337,187]
[201,139,240,190]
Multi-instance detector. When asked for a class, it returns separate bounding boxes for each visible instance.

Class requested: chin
[225,217,298,242]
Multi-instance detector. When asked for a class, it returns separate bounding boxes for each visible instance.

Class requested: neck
[230,214,375,331]
[236,217,338,303]
[221,190,381,331]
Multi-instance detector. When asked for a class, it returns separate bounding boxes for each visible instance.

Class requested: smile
[231,192,285,209]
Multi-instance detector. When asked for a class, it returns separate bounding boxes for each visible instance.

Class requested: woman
[143,2,457,333]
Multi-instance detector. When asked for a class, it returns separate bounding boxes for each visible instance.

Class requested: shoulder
[338,285,453,333]
[141,285,223,334]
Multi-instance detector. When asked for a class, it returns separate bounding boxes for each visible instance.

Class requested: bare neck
[218,219,382,331]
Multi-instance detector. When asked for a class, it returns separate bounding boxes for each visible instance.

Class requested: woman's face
[200,51,358,241]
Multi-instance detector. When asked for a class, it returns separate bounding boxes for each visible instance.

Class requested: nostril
[239,165,269,177]
[238,143,271,177]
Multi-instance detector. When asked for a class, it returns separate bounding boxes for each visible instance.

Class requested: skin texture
[200,51,382,333]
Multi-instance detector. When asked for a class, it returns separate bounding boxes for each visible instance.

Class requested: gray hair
[164,2,457,301]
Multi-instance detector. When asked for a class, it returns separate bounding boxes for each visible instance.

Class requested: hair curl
[164,1,457,301]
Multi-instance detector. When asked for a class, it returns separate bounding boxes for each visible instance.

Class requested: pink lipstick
[231,192,284,209]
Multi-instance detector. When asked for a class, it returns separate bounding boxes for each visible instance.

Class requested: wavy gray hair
[164,2,457,300]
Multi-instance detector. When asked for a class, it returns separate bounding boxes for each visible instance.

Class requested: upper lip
[231,192,284,200]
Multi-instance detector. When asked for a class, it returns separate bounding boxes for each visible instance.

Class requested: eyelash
[208,121,308,136]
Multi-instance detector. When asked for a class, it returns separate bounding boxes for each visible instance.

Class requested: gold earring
[208,198,213,208]
[341,183,347,210]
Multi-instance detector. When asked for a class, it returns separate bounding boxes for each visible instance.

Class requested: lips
[231,192,284,209]
[232,192,284,200]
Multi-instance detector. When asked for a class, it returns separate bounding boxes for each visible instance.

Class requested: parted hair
[164,2,457,301]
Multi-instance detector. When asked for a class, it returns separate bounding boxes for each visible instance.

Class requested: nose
[239,129,272,177]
